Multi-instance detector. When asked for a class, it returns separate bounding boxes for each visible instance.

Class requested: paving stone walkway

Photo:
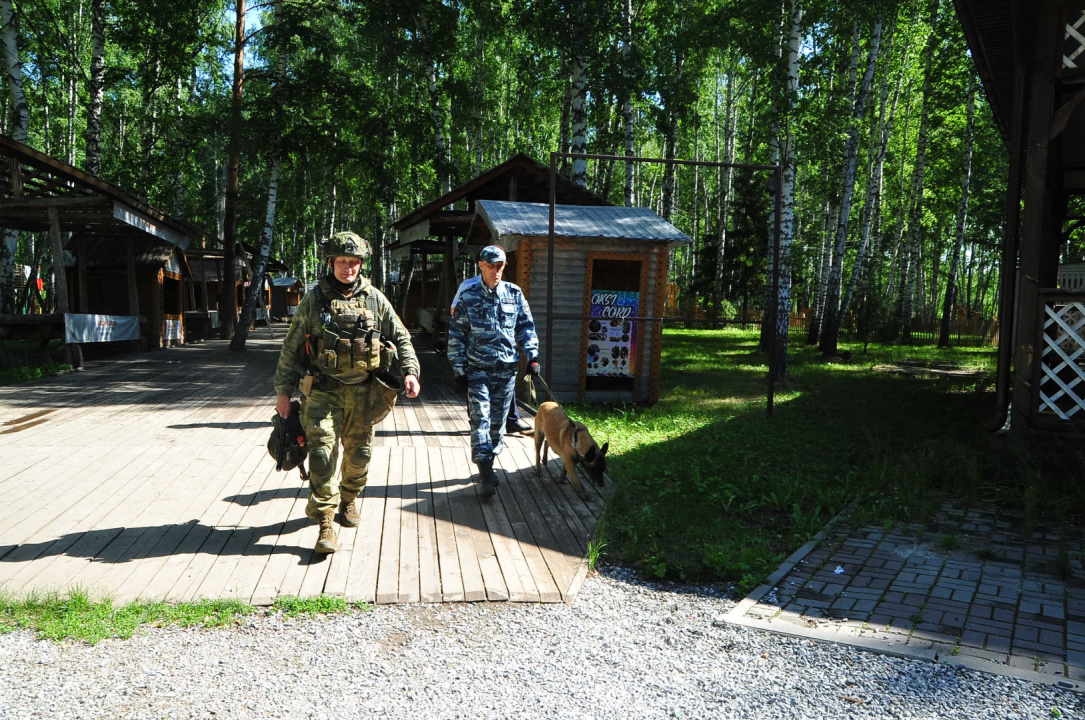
[724,502,1085,688]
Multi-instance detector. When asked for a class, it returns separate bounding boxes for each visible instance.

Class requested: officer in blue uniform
[451,274,532,434]
[447,245,540,497]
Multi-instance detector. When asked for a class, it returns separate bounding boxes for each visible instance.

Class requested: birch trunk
[839,25,905,330]
[902,10,937,344]
[938,79,974,348]
[772,0,802,378]
[233,0,286,350]
[220,0,245,340]
[807,201,831,345]
[569,54,588,188]
[760,1,786,353]
[1,0,27,313]
[820,17,882,357]
[84,0,105,175]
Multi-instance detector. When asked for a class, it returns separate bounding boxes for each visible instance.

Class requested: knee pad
[310,448,334,475]
[352,446,371,464]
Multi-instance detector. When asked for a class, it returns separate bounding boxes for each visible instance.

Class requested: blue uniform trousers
[467,363,518,463]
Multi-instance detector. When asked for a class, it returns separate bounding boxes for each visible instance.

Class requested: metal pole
[546,152,557,387]
[768,165,782,418]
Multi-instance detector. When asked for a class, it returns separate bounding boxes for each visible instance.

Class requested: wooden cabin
[183,249,248,340]
[0,134,208,361]
[466,200,690,405]
[64,235,192,349]
[270,277,305,321]
[390,154,611,334]
[956,0,1085,438]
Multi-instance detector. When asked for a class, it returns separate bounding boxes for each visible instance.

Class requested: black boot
[477,460,499,498]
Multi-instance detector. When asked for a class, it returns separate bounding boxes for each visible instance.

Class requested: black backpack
[268,400,309,478]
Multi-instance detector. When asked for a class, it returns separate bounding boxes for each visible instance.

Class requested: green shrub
[0,363,71,385]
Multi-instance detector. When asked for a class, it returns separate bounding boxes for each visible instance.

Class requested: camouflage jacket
[273,277,419,396]
[447,279,539,375]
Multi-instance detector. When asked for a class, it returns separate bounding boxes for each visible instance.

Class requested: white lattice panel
[1039,301,1085,420]
[1066,11,1085,69]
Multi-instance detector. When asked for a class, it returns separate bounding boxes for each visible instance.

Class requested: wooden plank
[19,445,197,596]
[119,444,268,603]
[375,447,404,604]
[414,448,442,603]
[247,486,310,606]
[439,447,487,602]
[427,447,464,602]
[411,395,441,448]
[492,450,581,601]
[186,461,285,601]
[450,447,508,601]
[489,453,561,603]
[168,456,280,602]
[0,445,167,584]
[396,448,420,603]
[507,442,594,550]
[468,447,539,603]
[344,447,390,604]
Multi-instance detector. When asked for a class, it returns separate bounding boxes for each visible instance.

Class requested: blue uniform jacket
[447,279,539,375]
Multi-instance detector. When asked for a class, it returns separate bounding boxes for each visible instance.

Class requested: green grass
[0,589,364,644]
[938,533,962,551]
[567,328,1080,590]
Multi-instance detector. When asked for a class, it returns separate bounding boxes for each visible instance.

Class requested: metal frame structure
[545,151,782,416]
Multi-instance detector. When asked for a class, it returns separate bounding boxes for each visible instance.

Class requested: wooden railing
[1036,291,1085,423]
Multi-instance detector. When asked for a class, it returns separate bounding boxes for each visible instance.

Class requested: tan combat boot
[314,509,337,554]
[339,490,361,528]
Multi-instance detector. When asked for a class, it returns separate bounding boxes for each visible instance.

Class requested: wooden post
[127,237,141,351]
[200,255,209,311]
[1011,1,1060,435]
[47,208,74,366]
[46,209,70,315]
[77,246,89,313]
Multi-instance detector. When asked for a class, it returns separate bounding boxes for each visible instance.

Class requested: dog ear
[600,442,609,456]
[584,445,597,462]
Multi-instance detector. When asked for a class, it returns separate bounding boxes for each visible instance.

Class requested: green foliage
[0,590,255,644]
[571,328,1075,592]
[0,363,72,385]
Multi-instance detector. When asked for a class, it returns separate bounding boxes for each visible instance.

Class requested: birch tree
[84,0,105,175]
[938,77,974,348]
[901,5,939,344]
[220,0,245,340]
[1,0,27,313]
[819,14,882,357]
[233,0,287,351]
[569,53,588,188]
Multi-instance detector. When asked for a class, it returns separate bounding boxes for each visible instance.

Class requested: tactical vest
[309,286,384,385]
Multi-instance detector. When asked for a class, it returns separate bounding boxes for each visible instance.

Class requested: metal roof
[476,200,691,243]
[271,276,303,288]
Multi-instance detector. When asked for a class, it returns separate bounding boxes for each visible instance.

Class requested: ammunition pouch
[364,371,401,426]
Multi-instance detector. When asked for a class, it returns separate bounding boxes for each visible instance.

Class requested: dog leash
[526,372,561,406]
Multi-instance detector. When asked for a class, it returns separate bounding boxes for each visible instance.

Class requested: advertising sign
[586,290,637,378]
[64,314,140,344]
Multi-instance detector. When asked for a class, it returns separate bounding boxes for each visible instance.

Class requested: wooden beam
[0,196,110,208]
[47,208,70,315]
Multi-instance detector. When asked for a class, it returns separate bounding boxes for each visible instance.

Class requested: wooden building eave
[0,134,210,249]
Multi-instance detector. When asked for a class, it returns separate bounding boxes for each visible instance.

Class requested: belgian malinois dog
[534,401,608,501]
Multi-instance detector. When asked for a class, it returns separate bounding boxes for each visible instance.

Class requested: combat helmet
[324,231,371,260]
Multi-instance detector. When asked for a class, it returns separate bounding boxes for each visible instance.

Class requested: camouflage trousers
[301,383,375,519]
[467,363,518,464]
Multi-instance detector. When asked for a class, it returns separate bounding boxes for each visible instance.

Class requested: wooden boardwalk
[0,328,608,605]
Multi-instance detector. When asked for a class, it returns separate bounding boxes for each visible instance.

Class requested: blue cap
[479,245,506,263]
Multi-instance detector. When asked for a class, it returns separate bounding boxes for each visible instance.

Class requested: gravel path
[1,566,1081,719]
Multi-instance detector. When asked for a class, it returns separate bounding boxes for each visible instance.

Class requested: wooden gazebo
[391,154,611,333]
[0,134,208,359]
[956,0,1085,438]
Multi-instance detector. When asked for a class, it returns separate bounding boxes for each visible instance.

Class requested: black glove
[528,361,541,377]
[454,374,469,394]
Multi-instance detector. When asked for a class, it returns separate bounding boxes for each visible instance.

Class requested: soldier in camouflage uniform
[274,232,421,554]
[447,245,540,498]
